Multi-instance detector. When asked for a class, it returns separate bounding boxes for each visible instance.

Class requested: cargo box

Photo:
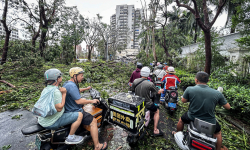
[83,104,103,131]
[108,92,145,134]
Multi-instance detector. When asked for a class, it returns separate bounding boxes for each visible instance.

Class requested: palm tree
[223,0,241,33]
[179,11,202,43]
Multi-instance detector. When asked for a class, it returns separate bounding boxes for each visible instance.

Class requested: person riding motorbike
[38,69,84,144]
[163,63,168,71]
[153,62,160,72]
[63,67,108,150]
[153,64,167,81]
[160,67,181,103]
[132,67,164,136]
[128,62,143,87]
[172,71,231,150]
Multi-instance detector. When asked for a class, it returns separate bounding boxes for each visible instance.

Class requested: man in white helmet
[132,67,164,136]
[63,67,107,150]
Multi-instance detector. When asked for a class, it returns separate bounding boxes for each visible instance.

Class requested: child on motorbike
[160,67,181,103]
[38,69,84,144]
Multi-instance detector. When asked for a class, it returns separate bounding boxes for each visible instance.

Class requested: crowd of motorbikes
[21,67,220,150]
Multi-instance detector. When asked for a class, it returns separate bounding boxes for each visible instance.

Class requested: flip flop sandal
[100,142,108,150]
[153,129,163,137]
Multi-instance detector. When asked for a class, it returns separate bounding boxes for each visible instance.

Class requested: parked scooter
[21,88,109,150]
[174,87,224,150]
[164,86,178,115]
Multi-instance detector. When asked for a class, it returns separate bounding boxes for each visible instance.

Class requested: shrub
[177,68,250,114]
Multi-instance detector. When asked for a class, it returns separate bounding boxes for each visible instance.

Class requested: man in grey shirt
[132,67,164,136]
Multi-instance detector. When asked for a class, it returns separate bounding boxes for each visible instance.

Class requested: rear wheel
[40,142,52,150]
[169,110,174,116]
[127,135,138,146]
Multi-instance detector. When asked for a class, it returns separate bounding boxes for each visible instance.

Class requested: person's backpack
[32,87,58,117]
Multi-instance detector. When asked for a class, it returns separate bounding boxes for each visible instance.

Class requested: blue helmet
[164,63,167,65]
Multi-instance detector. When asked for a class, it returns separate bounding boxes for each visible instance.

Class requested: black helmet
[157,64,163,69]
[137,63,143,69]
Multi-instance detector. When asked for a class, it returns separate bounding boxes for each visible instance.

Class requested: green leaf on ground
[11,114,22,120]
[1,145,11,150]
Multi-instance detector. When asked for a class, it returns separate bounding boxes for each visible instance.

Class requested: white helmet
[140,67,150,77]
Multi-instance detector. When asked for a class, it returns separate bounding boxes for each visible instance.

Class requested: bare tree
[176,0,227,74]
[95,14,110,60]
[0,0,28,64]
[38,0,65,58]
[140,0,160,61]
[83,18,99,60]
[59,6,86,62]
[20,1,41,52]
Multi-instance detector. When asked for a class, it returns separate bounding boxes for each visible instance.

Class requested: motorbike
[174,87,224,150]
[21,88,109,150]
[174,118,217,150]
[22,88,150,149]
[164,86,178,115]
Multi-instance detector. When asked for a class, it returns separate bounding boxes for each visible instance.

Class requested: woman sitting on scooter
[38,69,84,144]
[160,67,181,103]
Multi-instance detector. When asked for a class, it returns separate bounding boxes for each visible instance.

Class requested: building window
[231,56,236,63]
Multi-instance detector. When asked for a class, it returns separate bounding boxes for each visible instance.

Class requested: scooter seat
[190,121,199,133]
[21,123,48,135]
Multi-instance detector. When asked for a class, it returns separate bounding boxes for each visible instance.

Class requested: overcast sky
[2,0,227,49]
[65,0,227,28]
[64,0,227,49]
[65,0,144,24]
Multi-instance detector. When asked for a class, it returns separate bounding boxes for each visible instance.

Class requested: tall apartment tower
[110,4,143,50]
[0,23,19,40]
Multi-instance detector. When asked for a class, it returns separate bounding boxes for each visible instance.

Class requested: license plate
[35,135,41,150]
[168,102,176,108]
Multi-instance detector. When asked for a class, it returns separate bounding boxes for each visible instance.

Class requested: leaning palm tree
[223,0,242,33]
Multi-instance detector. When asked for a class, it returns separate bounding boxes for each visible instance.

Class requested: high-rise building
[0,23,19,40]
[110,4,143,50]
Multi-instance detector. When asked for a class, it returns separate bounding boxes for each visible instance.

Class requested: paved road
[0,91,178,150]
[0,109,37,150]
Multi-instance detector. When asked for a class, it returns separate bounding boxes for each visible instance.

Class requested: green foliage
[175,69,195,90]
[189,30,227,72]
[232,0,250,48]
[236,36,250,48]
[217,114,250,149]
[177,67,250,115]
[136,50,152,67]
[223,86,250,113]
[0,61,135,112]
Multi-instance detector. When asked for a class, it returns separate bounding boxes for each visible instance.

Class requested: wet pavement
[74,103,179,150]
[0,105,179,150]
[0,109,37,150]
[0,91,180,150]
